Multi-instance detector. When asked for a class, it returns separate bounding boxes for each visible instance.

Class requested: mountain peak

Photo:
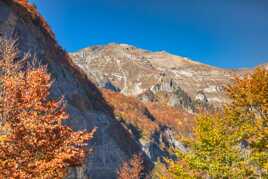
[70,43,248,109]
[73,43,211,68]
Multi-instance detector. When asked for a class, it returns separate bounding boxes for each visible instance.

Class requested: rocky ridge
[70,43,251,112]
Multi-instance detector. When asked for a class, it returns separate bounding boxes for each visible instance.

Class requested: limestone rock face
[70,44,252,111]
[161,128,188,153]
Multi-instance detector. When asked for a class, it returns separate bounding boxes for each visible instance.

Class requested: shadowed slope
[0,1,154,178]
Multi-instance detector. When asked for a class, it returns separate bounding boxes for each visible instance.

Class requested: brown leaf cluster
[101,89,158,137]
[101,89,194,139]
[145,102,194,136]
[117,154,143,179]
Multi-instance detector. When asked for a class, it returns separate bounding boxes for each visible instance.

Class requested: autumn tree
[0,39,94,178]
[166,68,268,178]
[117,154,144,179]
[17,0,28,4]
[224,68,268,177]
[166,114,247,178]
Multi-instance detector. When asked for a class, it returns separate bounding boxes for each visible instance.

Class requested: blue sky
[30,0,268,68]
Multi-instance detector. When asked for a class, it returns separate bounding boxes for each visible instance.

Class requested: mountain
[70,43,250,113]
[0,1,197,178]
[1,1,267,178]
[259,63,268,69]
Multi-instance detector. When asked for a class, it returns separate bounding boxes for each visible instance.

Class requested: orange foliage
[14,0,55,39]
[101,89,194,139]
[16,0,28,4]
[101,89,158,137]
[117,154,143,179]
[0,40,94,178]
[145,103,194,135]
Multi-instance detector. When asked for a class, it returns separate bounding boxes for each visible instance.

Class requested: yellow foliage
[166,68,268,178]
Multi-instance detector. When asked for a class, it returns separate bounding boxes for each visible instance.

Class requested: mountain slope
[0,1,198,178]
[0,1,145,178]
[2,1,266,178]
[70,43,250,112]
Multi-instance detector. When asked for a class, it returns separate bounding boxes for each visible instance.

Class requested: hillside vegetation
[101,89,194,140]
[0,39,94,178]
[165,68,268,178]
[0,1,267,178]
